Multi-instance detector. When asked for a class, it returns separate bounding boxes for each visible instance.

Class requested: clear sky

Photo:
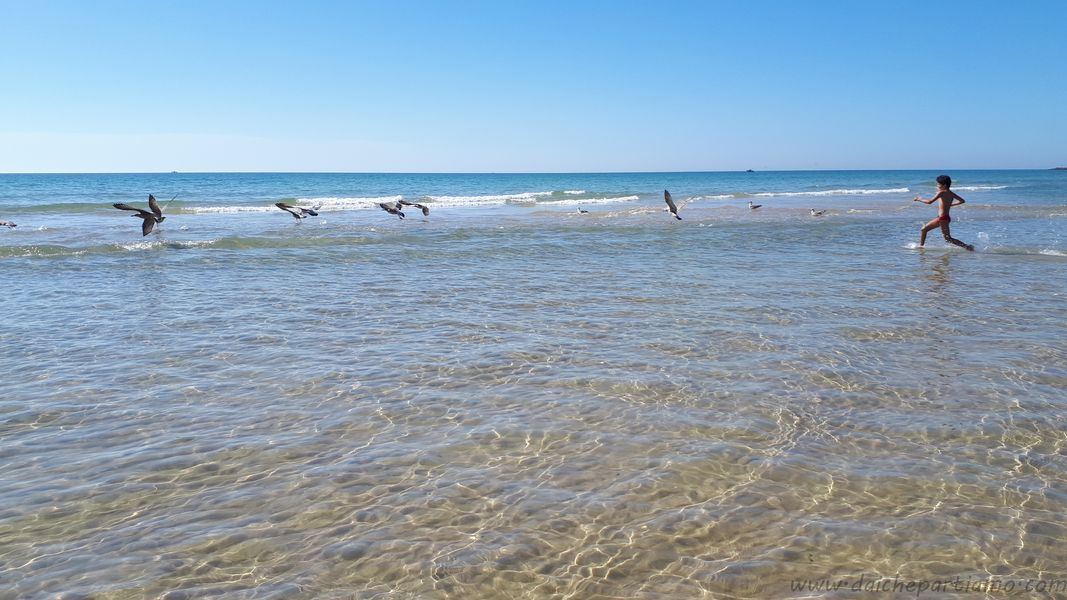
[1,0,1064,172]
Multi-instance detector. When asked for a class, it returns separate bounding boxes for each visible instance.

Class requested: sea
[2,170,1066,599]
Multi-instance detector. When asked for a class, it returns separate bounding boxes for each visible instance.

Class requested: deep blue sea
[2,170,1066,598]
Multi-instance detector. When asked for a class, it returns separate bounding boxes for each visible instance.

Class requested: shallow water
[2,171,1067,598]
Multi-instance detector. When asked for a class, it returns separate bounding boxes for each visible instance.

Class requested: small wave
[982,246,1067,258]
[170,240,217,249]
[119,239,220,251]
[184,203,277,213]
[119,241,159,251]
[563,190,585,195]
[185,196,403,214]
[299,196,403,211]
[629,206,666,215]
[0,245,87,258]
[427,191,554,206]
[1,235,383,260]
[540,195,640,206]
[754,187,910,198]
[954,185,1008,191]
[907,242,1067,257]
[183,205,277,214]
[691,194,736,201]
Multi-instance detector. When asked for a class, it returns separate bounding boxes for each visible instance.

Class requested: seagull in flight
[378,201,405,220]
[399,200,430,217]
[664,190,682,220]
[113,194,166,236]
[275,202,321,219]
[0,220,15,228]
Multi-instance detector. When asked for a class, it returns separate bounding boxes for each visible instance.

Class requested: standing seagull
[664,190,682,220]
[748,201,762,210]
[399,200,430,217]
[577,207,589,214]
[113,194,166,236]
[378,201,405,220]
[275,202,320,219]
[810,208,826,217]
[0,220,15,228]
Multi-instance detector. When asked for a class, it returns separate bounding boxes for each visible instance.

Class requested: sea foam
[426,191,554,206]
[754,187,910,197]
[187,196,403,214]
[540,195,640,206]
[690,194,737,201]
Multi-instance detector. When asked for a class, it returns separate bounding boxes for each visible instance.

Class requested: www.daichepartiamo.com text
[790,574,1067,596]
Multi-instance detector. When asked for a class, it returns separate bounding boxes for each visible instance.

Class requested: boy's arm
[950,192,966,206]
[913,191,939,204]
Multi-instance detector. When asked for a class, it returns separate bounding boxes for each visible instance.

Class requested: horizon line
[1,167,1061,176]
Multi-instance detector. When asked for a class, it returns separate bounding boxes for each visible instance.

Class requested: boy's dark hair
[936,175,952,188]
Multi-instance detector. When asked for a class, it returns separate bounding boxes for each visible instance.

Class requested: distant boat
[746,169,755,173]
[1053,167,1067,170]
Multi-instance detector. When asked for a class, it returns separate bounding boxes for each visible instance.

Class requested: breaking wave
[753,187,910,198]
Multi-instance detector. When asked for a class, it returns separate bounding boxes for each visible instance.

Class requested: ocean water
[2,170,1066,599]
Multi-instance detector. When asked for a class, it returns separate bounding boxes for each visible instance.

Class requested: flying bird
[378,201,405,220]
[0,220,15,228]
[399,200,430,217]
[748,201,762,210]
[810,208,826,217]
[113,194,166,236]
[275,202,320,219]
[664,190,682,220]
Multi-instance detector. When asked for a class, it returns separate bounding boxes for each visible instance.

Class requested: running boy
[913,175,974,251]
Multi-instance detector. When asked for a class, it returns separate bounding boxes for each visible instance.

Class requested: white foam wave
[117,239,213,252]
[563,190,585,195]
[541,195,640,206]
[755,187,910,197]
[170,240,217,249]
[119,241,159,251]
[1040,249,1067,257]
[630,207,665,215]
[427,191,554,206]
[187,205,277,214]
[692,194,736,201]
[299,196,403,211]
[187,196,402,214]
[954,185,1007,191]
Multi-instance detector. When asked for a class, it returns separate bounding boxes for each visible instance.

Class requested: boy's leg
[940,222,975,251]
[919,218,941,246]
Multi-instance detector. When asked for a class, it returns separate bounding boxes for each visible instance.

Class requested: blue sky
[1,1,1064,172]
